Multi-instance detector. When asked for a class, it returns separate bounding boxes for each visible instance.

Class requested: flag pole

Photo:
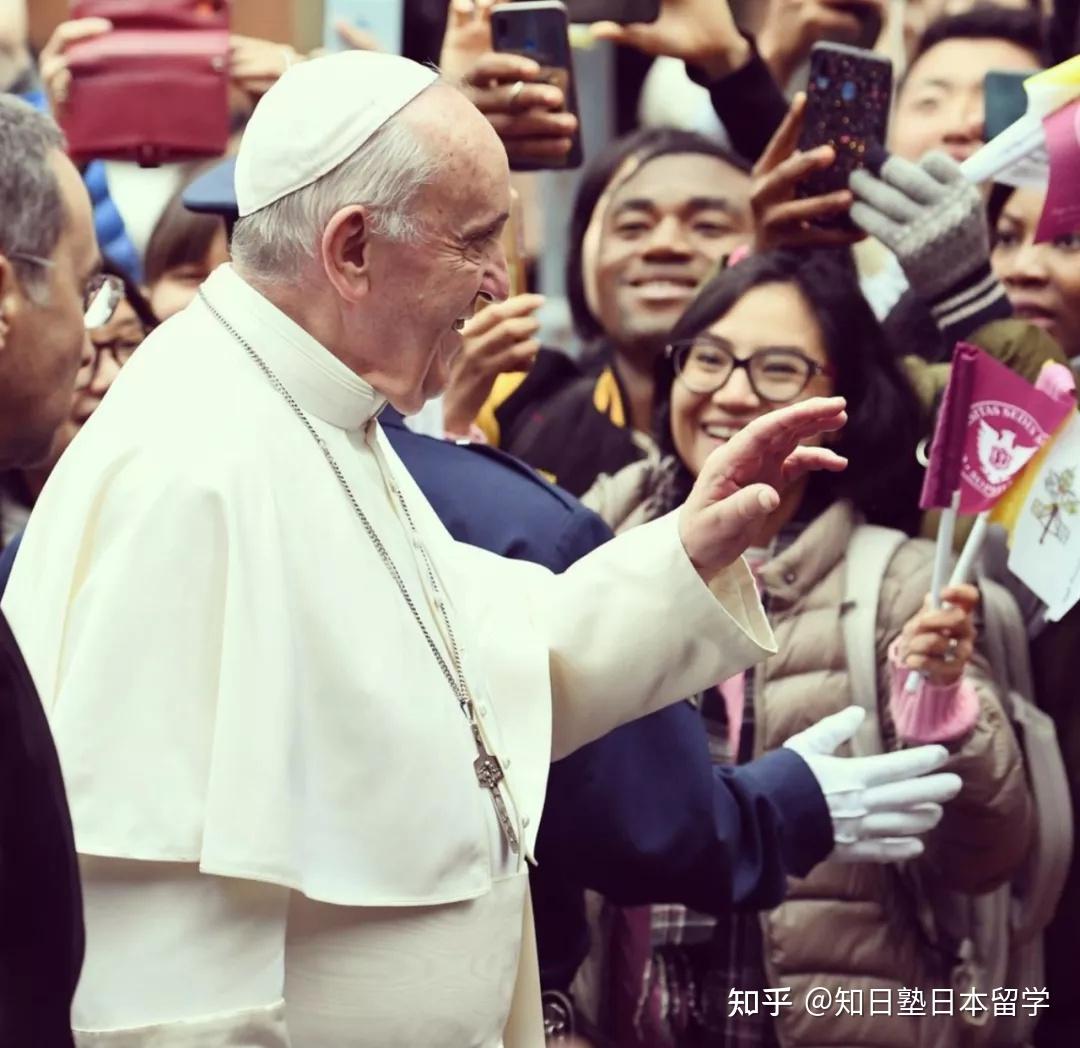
[950,511,990,588]
[905,489,961,693]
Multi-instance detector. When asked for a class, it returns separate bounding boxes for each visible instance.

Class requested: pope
[4,53,958,1046]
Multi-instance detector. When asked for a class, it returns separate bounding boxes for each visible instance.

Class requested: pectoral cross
[472,727,520,855]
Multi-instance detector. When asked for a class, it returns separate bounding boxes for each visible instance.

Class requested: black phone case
[796,43,893,229]
[491,5,583,172]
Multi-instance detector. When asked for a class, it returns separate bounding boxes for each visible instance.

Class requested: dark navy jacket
[379,410,832,989]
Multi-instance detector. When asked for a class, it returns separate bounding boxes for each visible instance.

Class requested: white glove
[784,706,962,863]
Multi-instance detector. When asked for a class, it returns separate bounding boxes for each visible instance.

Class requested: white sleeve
[74,858,290,1046]
[459,511,776,759]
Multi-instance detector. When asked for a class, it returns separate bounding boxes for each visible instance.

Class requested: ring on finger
[942,636,960,664]
[508,80,526,110]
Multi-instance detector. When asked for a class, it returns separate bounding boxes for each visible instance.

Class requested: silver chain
[198,290,476,719]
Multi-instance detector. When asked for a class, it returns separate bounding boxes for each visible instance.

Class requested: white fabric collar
[200,264,387,432]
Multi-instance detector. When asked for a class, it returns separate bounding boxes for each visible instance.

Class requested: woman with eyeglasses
[576,250,1032,1048]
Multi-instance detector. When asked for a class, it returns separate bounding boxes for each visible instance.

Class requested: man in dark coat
[0,95,101,1046]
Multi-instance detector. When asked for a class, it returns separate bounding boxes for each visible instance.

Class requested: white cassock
[3,264,774,1047]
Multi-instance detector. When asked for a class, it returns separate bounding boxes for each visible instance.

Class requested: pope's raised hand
[678,396,847,580]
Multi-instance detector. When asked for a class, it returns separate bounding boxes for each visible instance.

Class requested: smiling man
[0,51,879,1048]
[456,127,753,496]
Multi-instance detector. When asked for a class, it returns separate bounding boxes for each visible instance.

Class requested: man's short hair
[909,3,1045,75]
[0,95,66,298]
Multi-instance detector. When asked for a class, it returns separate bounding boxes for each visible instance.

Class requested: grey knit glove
[849,151,992,301]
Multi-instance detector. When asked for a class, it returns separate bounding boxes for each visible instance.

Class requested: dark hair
[907,3,1044,79]
[987,180,1018,232]
[565,127,751,343]
[655,250,924,533]
[103,256,159,333]
[143,166,225,287]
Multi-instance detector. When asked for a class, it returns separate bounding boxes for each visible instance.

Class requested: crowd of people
[0,0,1078,1045]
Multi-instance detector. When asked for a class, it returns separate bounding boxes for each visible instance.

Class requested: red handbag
[61,0,231,167]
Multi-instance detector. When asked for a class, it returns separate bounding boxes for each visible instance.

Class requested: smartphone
[796,42,893,229]
[984,70,1036,142]
[490,1,583,171]
[561,0,659,24]
[323,0,403,56]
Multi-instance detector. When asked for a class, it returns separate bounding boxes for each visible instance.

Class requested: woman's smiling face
[670,280,834,479]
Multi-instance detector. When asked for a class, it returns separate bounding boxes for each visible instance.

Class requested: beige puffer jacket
[583,462,1034,1048]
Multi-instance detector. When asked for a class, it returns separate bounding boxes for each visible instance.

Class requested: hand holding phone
[490,1,583,171]
[795,42,893,230]
[752,93,866,251]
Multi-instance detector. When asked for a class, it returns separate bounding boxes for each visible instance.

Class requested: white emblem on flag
[977,419,1038,486]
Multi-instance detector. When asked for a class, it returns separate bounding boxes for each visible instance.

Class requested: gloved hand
[849,151,997,301]
[784,705,962,863]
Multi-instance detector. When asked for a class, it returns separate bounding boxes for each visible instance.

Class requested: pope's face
[368,88,511,415]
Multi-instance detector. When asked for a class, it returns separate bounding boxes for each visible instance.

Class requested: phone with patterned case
[796,42,893,229]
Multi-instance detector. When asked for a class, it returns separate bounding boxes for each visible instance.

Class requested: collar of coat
[756,500,861,607]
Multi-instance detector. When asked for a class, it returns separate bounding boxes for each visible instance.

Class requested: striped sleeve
[928,260,1013,344]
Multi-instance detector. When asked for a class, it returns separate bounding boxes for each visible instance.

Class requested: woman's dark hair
[565,126,751,344]
[102,256,159,333]
[907,3,1045,78]
[987,181,1018,234]
[654,249,925,533]
[143,166,225,288]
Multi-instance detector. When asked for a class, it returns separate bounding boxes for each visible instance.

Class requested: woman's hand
[38,17,112,114]
[758,0,885,86]
[444,293,544,436]
[750,93,865,252]
[229,35,303,99]
[897,584,979,688]
[590,0,750,80]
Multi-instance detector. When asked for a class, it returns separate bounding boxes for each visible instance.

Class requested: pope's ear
[321,205,372,301]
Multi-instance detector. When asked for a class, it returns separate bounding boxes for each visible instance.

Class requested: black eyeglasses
[9,252,124,330]
[77,334,144,392]
[667,336,832,404]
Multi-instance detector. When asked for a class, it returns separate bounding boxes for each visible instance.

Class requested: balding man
[4,53,957,1046]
